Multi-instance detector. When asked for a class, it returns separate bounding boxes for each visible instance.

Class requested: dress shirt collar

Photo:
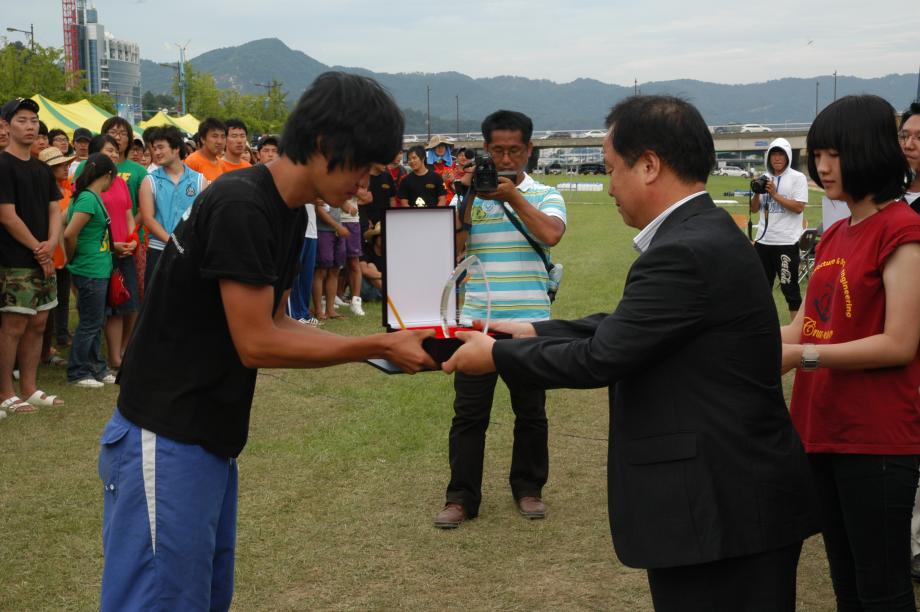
[632,190,707,253]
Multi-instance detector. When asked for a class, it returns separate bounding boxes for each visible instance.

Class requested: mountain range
[141,38,919,132]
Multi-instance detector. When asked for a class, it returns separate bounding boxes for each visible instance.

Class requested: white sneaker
[101,373,117,384]
[334,295,348,308]
[0,409,7,420]
[12,369,19,380]
[350,296,365,316]
[73,378,104,388]
[297,317,322,327]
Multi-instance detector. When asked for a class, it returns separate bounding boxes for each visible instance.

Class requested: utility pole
[455,95,459,135]
[6,24,35,53]
[815,81,820,118]
[175,41,189,116]
[634,78,638,95]
[426,85,431,141]
[833,70,837,101]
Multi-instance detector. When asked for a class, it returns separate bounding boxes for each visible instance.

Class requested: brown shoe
[517,496,547,519]
[434,503,467,529]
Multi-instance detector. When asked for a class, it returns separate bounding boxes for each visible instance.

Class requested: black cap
[73,127,93,142]
[1,97,40,122]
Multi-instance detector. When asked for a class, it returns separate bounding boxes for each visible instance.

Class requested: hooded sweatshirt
[753,137,808,245]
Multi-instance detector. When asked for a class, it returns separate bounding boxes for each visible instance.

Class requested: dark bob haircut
[807,95,908,204]
[225,118,248,134]
[605,95,714,184]
[88,134,120,155]
[279,71,404,171]
[197,117,227,140]
[481,110,533,145]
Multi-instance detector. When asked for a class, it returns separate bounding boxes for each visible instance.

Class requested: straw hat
[38,147,76,167]
[426,135,451,149]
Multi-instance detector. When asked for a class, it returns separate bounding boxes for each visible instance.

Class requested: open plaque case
[367,207,508,374]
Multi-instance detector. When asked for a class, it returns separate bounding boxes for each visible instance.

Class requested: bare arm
[780,307,805,344]
[63,211,92,262]
[485,178,565,246]
[0,202,41,251]
[782,242,920,372]
[139,177,169,243]
[220,279,436,372]
[750,193,761,214]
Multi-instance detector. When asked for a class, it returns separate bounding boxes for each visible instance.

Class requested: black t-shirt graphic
[397,168,445,208]
[117,165,307,458]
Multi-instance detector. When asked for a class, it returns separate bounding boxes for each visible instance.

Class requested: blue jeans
[287,237,316,320]
[68,274,110,382]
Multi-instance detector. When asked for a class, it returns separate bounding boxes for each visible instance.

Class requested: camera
[471,156,517,193]
[750,175,770,195]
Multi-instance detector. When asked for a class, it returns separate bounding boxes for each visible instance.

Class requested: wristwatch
[800,344,820,371]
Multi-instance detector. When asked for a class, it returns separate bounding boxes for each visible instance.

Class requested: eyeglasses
[107,129,128,137]
[489,147,525,159]
[898,131,920,145]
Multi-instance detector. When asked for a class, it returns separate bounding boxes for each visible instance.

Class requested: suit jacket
[492,194,819,569]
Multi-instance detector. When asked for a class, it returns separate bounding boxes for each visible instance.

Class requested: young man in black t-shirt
[97,73,435,611]
[397,145,446,207]
[0,98,63,415]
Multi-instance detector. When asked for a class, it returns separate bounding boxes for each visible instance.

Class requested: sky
[3,0,919,85]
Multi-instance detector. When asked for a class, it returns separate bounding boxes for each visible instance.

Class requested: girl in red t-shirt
[781,95,920,609]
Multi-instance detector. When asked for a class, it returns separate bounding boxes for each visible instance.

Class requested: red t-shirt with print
[790,201,920,454]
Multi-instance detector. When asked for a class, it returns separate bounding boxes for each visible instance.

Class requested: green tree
[175,64,221,119]
[0,40,68,100]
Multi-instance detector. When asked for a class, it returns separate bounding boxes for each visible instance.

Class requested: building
[74,1,141,123]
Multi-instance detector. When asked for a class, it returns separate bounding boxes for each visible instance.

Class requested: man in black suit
[443,96,819,611]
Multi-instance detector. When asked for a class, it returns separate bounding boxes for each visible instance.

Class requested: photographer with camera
[750,138,808,316]
[434,110,567,529]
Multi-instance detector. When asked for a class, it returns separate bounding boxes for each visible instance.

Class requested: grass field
[1,175,915,610]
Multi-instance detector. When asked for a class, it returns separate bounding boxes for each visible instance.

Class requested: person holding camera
[750,138,808,316]
[434,110,567,529]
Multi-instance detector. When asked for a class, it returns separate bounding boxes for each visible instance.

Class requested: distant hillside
[142,38,919,130]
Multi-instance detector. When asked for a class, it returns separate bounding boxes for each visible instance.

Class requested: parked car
[739,124,772,133]
[403,134,421,143]
[537,131,575,140]
[714,165,751,177]
[545,162,565,174]
[578,130,607,139]
[577,162,606,175]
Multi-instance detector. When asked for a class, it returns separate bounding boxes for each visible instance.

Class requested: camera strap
[500,202,553,272]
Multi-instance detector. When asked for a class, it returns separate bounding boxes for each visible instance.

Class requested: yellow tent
[140,111,200,135]
[29,94,144,138]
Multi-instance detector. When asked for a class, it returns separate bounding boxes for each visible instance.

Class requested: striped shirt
[461,174,566,323]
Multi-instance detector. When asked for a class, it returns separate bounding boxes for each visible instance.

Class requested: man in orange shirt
[220,119,251,174]
[184,117,226,182]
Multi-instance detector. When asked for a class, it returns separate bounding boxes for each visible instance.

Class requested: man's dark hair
[151,126,185,152]
[406,145,426,162]
[225,118,248,135]
[481,110,533,144]
[901,102,920,126]
[88,134,120,155]
[197,117,227,140]
[807,95,908,204]
[604,96,715,184]
[101,116,133,152]
[141,126,160,146]
[279,71,404,170]
[37,120,48,136]
[257,134,278,150]
[48,128,67,144]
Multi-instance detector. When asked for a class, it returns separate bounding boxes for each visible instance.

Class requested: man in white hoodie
[750,138,808,316]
